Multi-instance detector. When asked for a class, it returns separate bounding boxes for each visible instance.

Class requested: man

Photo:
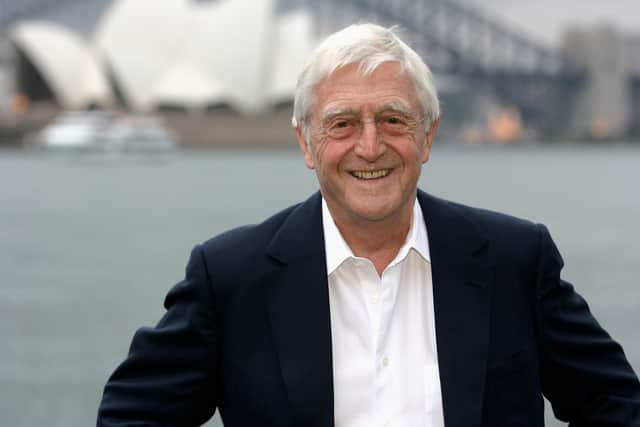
[98,24,640,427]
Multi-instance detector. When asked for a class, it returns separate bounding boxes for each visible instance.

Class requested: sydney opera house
[8,0,316,115]
[7,0,639,142]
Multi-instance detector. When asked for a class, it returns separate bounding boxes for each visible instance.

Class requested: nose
[354,120,386,161]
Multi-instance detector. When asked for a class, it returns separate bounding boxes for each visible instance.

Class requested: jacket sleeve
[535,224,640,426]
[97,244,218,427]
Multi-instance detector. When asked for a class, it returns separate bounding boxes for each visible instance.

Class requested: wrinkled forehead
[314,60,410,89]
[319,100,415,120]
[311,62,421,118]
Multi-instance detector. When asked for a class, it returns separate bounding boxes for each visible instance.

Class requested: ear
[295,126,316,169]
[422,116,440,164]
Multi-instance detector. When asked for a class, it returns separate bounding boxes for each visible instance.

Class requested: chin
[349,203,401,223]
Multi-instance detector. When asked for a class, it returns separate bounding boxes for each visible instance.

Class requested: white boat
[102,116,178,152]
[32,111,178,152]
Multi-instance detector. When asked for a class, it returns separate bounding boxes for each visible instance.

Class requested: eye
[379,113,413,135]
[325,117,356,139]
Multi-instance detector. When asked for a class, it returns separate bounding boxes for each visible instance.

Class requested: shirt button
[382,356,389,367]
[370,294,379,304]
[384,422,392,427]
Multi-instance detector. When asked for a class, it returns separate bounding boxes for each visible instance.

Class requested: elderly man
[98,24,640,427]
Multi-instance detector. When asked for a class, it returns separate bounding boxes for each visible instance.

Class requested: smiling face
[296,61,438,229]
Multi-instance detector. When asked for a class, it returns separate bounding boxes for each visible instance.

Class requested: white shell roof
[95,0,317,112]
[181,0,276,113]
[268,10,316,104]
[150,64,229,110]
[94,0,193,110]
[10,0,318,113]
[9,21,113,109]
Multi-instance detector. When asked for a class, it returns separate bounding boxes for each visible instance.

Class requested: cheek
[314,140,329,160]
[310,145,326,171]
[394,137,424,166]
[316,142,350,171]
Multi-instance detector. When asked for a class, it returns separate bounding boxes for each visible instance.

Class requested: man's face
[296,61,438,227]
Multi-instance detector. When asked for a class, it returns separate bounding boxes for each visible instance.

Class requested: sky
[459,0,640,46]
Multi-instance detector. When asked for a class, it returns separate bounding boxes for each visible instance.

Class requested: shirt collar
[322,197,431,276]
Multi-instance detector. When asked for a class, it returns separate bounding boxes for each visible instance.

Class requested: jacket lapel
[418,191,493,427]
[265,192,334,427]
[263,190,492,427]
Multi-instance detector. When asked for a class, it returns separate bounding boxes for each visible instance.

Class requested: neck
[331,204,414,277]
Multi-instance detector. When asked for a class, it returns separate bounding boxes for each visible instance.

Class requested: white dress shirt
[322,198,444,427]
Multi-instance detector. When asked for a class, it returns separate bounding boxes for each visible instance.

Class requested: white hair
[292,23,440,142]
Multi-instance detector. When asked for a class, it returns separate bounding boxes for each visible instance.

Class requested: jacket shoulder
[422,191,538,230]
[449,199,539,234]
[199,201,301,264]
[420,191,547,261]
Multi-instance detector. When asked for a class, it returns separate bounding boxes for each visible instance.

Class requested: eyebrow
[320,106,356,123]
[319,101,416,123]
[375,101,414,117]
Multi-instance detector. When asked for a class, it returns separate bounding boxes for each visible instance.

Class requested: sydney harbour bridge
[1,0,639,139]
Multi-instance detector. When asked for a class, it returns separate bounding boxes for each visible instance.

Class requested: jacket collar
[265,190,493,427]
[321,196,431,275]
[266,192,325,264]
[264,192,335,426]
[418,190,493,427]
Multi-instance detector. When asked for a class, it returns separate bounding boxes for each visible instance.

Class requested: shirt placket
[376,263,401,427]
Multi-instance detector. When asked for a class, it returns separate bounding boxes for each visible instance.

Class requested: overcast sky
[459,0,640,46]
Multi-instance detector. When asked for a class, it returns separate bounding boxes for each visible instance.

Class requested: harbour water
[1,144,639,426]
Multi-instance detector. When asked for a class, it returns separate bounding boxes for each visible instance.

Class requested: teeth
[351,169,390,180]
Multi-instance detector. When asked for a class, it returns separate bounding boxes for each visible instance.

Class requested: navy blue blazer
[98,191,640,427]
